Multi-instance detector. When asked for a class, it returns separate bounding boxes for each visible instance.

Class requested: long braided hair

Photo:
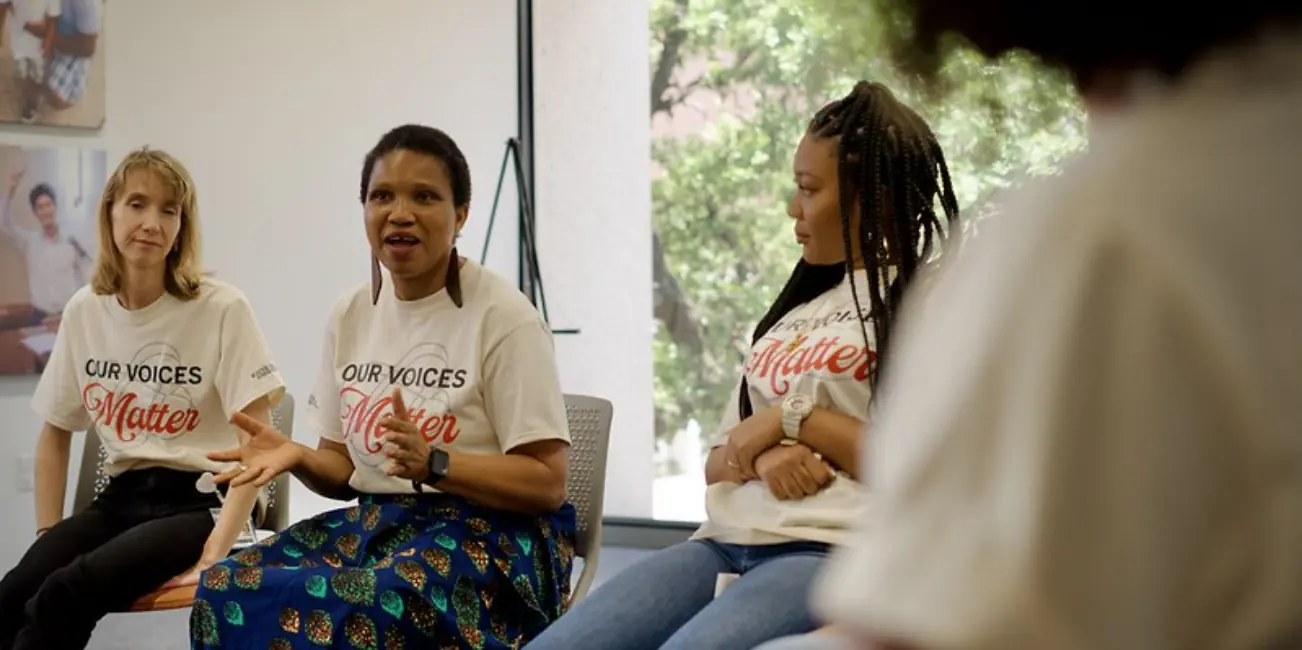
[738,82,960,419]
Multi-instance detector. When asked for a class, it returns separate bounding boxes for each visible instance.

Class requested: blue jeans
[527,539,829,650]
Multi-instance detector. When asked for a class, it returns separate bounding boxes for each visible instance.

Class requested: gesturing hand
[208,412,301,488]
[382,388,431,481]
[753,443,835,501]
[724,406,785,479]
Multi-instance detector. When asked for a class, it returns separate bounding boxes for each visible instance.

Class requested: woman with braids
[770,2,1302,650]
[527,81,959,650]
[188,124,576,649]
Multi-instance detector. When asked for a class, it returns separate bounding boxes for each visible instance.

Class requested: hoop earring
[370,254,382,305]
[446,247,463,308]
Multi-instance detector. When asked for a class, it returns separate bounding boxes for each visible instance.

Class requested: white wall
[533,1,656,517]
[0,0,520,570]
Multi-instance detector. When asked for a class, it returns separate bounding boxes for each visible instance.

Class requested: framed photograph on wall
[0,143,107,374]
[0,0,105,128]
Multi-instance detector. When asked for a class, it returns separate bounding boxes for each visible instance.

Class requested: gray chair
[562,393,614,606]
[73,393,295,612]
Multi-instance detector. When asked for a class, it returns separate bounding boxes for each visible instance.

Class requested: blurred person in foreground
[756,2,1302,649]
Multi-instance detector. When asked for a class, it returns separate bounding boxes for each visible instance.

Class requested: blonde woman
[0,148,285,650]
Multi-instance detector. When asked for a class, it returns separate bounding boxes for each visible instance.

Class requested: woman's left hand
[381,388,432,481]
[160,557,217,588]
[724,406,785,478]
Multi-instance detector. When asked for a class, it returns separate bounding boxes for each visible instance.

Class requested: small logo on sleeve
[250,363,277,381]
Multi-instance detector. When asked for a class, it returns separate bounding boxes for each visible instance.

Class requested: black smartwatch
[411,448,450,493]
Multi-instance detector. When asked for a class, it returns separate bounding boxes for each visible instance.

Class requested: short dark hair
[885,0,1302,87]
[360,124,472,207]
[29,183,55,208]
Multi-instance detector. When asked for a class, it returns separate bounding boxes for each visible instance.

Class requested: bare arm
[33,422,71,533]
[797,407,866,480]
[53,0,98,57]
[289,438,358,501]
[52,32,94,57]
[0,180,21,241]
[434,439,569,515]
[199,398,269,561]
[704,445,747,485]
[39,15,55,57]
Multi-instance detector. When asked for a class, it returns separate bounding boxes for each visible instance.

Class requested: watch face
[786,393,813,411]
[429,449,450,477]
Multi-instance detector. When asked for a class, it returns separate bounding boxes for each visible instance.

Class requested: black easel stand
[481,138,579,336]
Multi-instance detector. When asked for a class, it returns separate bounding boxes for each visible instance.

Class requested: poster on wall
[0,143,107,374]
[0,0,105,128]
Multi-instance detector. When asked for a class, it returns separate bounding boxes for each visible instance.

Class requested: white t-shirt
[307,261,571,495]
[12,229,87,314]
[2,0,59,61]
[693,269,872,546]
[814,29,1302,650]
[32,279,286,476]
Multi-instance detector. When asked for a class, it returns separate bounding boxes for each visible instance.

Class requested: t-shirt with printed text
[31,279,286,476]
[693,268,874,546]
[307,260,571,495]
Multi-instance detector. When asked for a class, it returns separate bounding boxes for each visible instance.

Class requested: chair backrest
[73,394,296,530]
[562,394,613,560]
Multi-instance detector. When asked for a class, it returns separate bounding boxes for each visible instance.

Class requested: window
[53,147,105,247]
[646,0,1089,522]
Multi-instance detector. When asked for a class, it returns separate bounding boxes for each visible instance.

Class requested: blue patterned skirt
[189,494,576,650]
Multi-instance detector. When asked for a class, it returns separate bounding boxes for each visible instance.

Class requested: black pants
[0,467,219,650]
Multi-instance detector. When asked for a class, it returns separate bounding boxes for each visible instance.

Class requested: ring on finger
[237,463,249,471]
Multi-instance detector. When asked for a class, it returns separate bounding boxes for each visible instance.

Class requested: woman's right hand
[753,443,835,500]
[207,412,302,488]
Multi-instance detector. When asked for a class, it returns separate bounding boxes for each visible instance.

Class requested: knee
[0,569,32,620]
[29,562,91,608]
[0,556,64,615]
[0,567,29,605]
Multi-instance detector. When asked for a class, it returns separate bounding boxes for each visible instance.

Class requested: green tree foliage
[649,0,1088,454]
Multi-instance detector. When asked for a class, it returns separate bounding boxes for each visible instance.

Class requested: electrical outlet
[16,454,34,493]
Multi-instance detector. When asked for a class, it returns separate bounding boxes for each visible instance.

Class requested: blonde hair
[90,147,204,300]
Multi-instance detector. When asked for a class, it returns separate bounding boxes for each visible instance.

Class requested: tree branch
[652,231,705,357]
[649,0,742,438]
[651,0,691,117]
[649,0,717,376]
